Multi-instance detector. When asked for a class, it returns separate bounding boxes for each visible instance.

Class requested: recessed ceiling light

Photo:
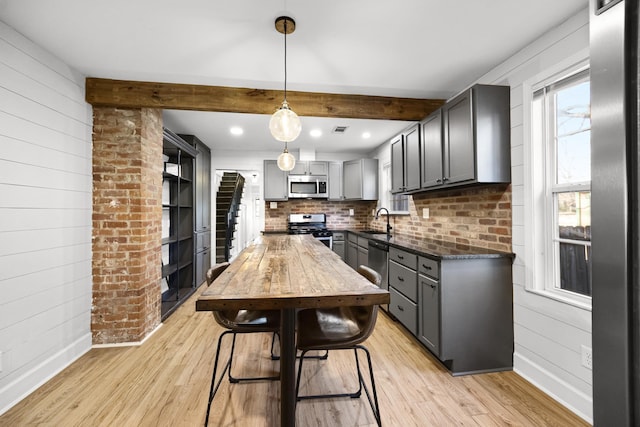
[230,127,243,135]
[310,129,322,137]
[362,132,371,139]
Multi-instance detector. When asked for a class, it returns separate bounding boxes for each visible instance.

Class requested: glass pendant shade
[277,148,296,171]
[269,101,302,142]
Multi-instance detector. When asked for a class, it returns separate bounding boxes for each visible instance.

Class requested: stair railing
[223,174,245,261]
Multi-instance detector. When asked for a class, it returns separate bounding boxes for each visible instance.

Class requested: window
[530,66,591,305]
[380,162,409,213]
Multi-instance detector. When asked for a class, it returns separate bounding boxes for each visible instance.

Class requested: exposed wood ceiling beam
[85,78,444,121]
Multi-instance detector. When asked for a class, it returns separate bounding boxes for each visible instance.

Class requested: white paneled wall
[0,21,92,414]
[475,8,593,423]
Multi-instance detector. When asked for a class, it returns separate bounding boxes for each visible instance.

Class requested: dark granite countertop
[342,229,515,261]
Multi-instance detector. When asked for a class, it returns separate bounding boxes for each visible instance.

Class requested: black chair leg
[204,331,281,427]
[294,345,381,426]
[205,331,233,427]
[227,332,280,383]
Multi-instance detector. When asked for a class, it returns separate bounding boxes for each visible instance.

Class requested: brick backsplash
[370,184,512,252]
[264,184,511,253]
[264,199,377,231]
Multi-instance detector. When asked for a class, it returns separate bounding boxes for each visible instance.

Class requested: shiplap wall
[474,9,593,423]
[0,21,93,414]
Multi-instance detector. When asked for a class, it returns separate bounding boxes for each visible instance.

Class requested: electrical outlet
[422,208,430,219]
[581,345,593,370]
[269,202,278,209]
[349,209,354,216]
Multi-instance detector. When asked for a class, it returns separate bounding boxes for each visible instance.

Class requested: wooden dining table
[196,234,390,427]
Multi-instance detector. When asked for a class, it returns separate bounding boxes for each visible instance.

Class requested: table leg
[280,308,296,427]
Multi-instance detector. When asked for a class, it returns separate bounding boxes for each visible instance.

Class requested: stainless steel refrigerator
[590,0,639,424]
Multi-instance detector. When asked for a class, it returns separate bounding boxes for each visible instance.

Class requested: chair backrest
[350,265,382,342]
[357,265,382,287]
[206,262,230,286]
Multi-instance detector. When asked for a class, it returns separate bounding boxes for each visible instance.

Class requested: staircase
[215,172,245,263]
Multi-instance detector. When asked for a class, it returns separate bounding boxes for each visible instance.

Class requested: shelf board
[162,236,178,245]
[162,263,178,277]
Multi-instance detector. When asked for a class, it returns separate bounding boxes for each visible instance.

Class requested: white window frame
[523,55,592,311]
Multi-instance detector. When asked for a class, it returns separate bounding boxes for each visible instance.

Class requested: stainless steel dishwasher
[367,240,389,292]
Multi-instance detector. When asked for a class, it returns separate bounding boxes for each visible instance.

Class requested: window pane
[557,191,591,241]
[555,80,590,184]
[557,132,591,184]
[555,81,590,136]
[559,242,592,296]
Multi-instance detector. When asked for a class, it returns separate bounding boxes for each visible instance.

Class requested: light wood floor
[0,286,590,427]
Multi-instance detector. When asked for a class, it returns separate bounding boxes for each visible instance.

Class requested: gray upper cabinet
[441,84,510,188]
[328,161,344,201]
[417,84,510,193]
[343,158,378,200]
[391,125,421,194]
[289,160,328,175]
[421,109,444,188]
[263,160,288,201]
[391,134,404,193]
[444,89,475,185]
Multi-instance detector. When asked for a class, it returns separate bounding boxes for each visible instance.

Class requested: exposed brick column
[92,108,163,344]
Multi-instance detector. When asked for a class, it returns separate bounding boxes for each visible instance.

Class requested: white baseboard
[0,333,92,416]
[514,353,593,425]
[91,323,162,348]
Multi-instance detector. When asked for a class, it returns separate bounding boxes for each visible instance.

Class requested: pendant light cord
[283,18,288,102]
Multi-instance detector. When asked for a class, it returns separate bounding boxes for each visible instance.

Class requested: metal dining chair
[204,262,281,426]
[294,265,383,426]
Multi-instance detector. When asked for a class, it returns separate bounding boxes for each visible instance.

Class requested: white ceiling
[0,0,587,154]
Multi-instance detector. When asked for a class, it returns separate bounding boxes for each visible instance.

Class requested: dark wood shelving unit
[161,129,198,320]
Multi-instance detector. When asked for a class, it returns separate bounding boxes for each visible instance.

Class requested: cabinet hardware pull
[436,179,442,183]
[422,264,432,270]
[398,276,404,281]
[397,255,404,259]
[397,305,404,311]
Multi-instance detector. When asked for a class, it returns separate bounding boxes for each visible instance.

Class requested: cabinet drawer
[347,232,357,243]
[418,256,439,279]
[357,236,369,248]
[196,231,211,252]
[390,287,417,335]
[389,247,417,270]
[332,231,345,241]
[389,260,417,302]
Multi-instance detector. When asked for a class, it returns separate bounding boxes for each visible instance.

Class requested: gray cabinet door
[332,241,345,260]
[421,109,444,188]
[347,241,358,269]
[404,125,421,191]
[343,160,361,199]
[308,161,328,175]
[289,162,307,175]
[418,274,440,355]
[444,90,475,184]
[328,161,343,200]
[263,160,288,201]
[390,135,404,193]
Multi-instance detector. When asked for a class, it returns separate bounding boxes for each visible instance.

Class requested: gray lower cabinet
[332,231,345,259]
[357,236,369,268]
[346,233,358,269]
[417,255,514,375]
[263,160,288,201]
[388,247,418,335]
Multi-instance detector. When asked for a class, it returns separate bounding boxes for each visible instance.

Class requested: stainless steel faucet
[375,207,392,237]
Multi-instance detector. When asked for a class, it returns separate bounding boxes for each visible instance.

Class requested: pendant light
[271,16,301,171]
[277,141,296,171]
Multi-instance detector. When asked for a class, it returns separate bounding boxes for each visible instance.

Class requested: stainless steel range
[287,213,332,249]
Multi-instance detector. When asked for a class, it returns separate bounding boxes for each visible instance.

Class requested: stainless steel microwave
[288,175,328,198]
